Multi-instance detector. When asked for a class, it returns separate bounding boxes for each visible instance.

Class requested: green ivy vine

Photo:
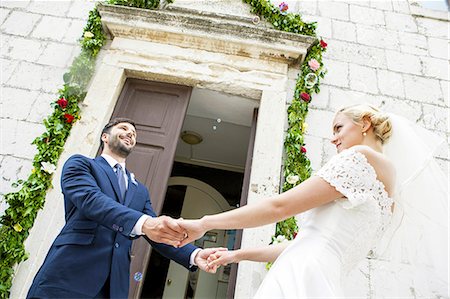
[0,0,326,297]
[243,0,327,245]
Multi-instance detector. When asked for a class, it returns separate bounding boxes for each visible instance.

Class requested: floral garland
[0,0,326,297]
[243,0,327,245]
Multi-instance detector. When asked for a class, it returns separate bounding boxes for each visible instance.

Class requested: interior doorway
[138,88,259,299]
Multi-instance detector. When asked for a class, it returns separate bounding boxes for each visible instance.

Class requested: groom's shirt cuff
[131,214,151,237]
[190,248,202,266]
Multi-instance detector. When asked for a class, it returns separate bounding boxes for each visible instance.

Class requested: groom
[27,118,222,298]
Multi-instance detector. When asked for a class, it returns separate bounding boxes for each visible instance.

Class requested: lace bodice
[314,147,394,273]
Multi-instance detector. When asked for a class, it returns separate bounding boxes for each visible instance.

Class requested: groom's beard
[108,134,134,158]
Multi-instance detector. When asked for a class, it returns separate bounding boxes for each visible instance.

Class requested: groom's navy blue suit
[27,154,197,298]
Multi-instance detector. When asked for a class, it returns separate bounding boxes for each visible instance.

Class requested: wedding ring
[183,232,188,239]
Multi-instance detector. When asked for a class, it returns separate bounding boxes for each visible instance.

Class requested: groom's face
[103,122,137,157]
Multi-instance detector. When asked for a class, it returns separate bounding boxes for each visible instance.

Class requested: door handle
[167,279,172,285]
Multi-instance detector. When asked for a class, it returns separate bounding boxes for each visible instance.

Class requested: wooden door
[109,78,192,298]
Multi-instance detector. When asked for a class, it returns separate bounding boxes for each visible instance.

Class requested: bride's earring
[363,132,367,136]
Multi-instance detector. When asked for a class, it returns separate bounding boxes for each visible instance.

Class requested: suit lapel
[95,156,122,203]
[123,170,137,207]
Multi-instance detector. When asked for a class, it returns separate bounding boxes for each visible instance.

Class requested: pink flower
[300,92,310,102]
[308,59,320,71]
[279,2,288,13]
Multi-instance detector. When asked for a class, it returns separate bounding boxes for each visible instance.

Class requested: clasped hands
[142,216,229,273]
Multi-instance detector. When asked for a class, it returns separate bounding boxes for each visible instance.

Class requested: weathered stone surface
[377,69,405,98]
[332,19,356,42]
[356,26,399,50]
[349,63,378,93]
[322,58,349,88]
[350,5,385,26]
[31,15,71,41]
[385,11,418,32]
[318,1,349,21]
[1,87,38,120]
[1,10,41,36]
[386,49,422,75]
[403,74,444,104]
[428,37,450,60]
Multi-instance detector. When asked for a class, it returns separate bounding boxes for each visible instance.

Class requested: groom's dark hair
[99,117,136,150]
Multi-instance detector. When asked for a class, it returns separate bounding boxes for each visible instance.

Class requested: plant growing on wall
[0,0,326,297]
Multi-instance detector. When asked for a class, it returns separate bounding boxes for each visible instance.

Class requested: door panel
[109,78,192,299]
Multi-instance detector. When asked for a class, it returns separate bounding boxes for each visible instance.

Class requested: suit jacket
[27,154,197,298]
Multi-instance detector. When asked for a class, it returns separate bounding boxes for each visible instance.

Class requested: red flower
[64,113,75,123]
[301,146,307,153]
[300,92,310,102]
[320,39,328,49]
[293,232,298,239]
[57,97,68,109]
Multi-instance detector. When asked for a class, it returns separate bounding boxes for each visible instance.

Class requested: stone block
[0,58,18,84]
[38,42,76,67]
[428,37,449,60]
[1,87,38,120]
[377,69,405,98]
[349,63,378,93]
[440,80,449,106]
[356,25,399,50]
[332,19,356,42]
[310,83,329,109]
[6,37,45,62]
[67,0,96,19]
[26,0,71,17]
[0,7,10,25]
[420,56,449,81]
[0,155,33,195]
[31,15,71,41]
[392,0,410,14]
[0,34,11,57]
[386,50,421,75]
[6,61,65,93]
[302,15,332,38]
[380,98,422,121]
[403,74,443,105]
[62,19,85,44]
[292,0,317,15]
[349,5,385,26]
[1,11,41,36]
[305,108,335,139]
[385,11,418,32]
[318,1,349,21]
[421,103,448,132]
[321,58,349,88]
[328,86,384,111]
[398,32,428,56]
[0,1,29,9]
[27,92,56,123]
[0,119,45,159]
[370,0,393,11]
[325,40,386,68]
[417,17,449,39]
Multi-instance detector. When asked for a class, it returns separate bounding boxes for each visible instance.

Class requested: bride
[178,104,448,298]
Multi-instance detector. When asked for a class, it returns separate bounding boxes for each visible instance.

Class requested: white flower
[41,162,56,174]
[130,173,138,185]
[83,31,94,38]
[286,175,299,185]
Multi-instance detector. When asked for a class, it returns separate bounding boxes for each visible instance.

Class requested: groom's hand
[142,216,186,247]
[194,247,228,273]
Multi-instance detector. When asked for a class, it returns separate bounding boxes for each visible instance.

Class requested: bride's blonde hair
[337,104,392,144]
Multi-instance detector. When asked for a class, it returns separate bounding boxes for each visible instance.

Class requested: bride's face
[331,113,364,153]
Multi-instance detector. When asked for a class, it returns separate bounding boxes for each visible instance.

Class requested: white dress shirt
[101,154,200,266]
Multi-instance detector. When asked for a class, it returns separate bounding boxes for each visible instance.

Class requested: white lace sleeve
[315,148,377,209]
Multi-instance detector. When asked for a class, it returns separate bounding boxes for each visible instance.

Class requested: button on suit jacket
[27,154,197,298]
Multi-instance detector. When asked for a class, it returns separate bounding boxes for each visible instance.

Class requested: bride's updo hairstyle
[337,104,393,144]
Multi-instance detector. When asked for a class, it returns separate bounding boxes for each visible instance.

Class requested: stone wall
[0,0,95,214]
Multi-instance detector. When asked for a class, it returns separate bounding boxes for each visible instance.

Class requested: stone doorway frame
[11,4,316,298]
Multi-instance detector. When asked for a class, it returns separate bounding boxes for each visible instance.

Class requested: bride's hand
[177,218,207,247]
[207,250,239,268]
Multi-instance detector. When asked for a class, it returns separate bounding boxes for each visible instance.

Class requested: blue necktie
[114,164,126,202]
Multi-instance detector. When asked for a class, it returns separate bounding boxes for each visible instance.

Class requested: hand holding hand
[177,218,207,247]
[142,215,186,247]
[194,247,228,273]
[207,250,239,268]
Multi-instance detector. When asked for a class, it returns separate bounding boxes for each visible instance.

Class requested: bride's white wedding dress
[254,148,394,298]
